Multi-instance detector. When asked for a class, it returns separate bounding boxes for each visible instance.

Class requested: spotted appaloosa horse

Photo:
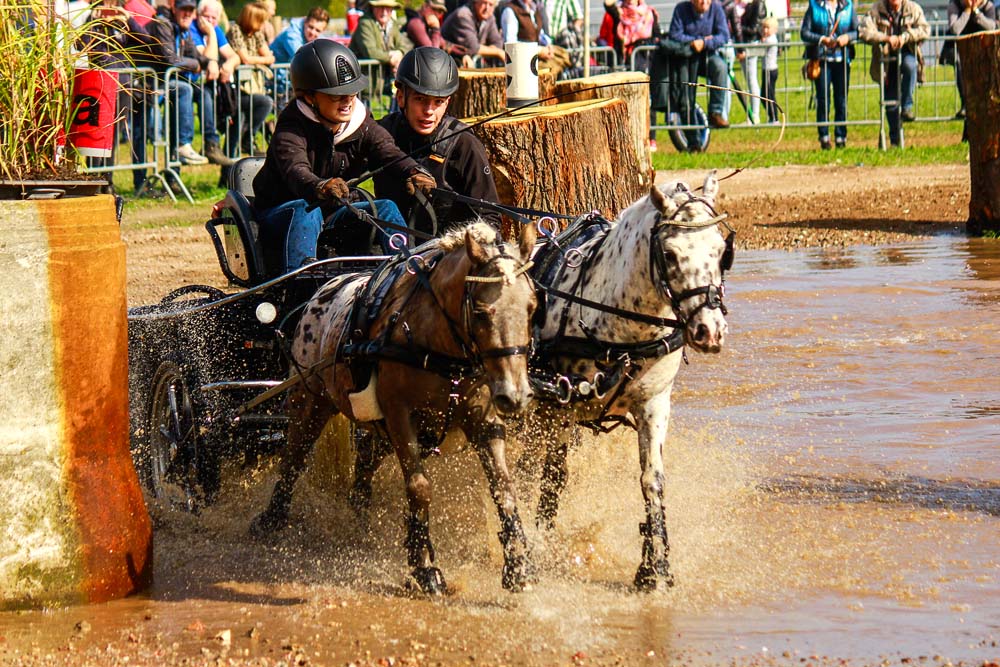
[526,172,733,590]
[250,221,538,594]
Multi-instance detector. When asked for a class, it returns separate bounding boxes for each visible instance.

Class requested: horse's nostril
[494,394,516,414]
[695,323,709,342]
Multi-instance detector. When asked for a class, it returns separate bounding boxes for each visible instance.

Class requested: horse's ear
[649,182,671,214]
[703,170,720,203]
[466,228,490,266]
[518,221,537,260]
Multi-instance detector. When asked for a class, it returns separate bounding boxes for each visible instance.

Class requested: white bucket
[505,41,540,108]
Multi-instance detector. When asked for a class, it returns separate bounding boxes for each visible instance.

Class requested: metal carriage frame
[127,158,387,510]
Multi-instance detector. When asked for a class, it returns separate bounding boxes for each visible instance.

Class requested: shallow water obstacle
[0,195,152,609]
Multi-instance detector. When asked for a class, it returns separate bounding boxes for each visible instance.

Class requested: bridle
[649,193,735,323]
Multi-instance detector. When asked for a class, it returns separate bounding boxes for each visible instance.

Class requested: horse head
[647,171,732,353]
[461,222,538,415]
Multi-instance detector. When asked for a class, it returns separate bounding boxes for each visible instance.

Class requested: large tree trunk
[469,98,645,231]
[957,31,1000,236]
[553,71,652,189]
[452,67,559,119]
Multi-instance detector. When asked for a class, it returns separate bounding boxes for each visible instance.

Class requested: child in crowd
[760,16,779,123]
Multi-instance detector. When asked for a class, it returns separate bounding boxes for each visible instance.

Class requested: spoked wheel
[144,360,202,512]
[668,105,712,153]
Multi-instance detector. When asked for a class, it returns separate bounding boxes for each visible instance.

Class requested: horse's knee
[405,473,432,508]
[639,468,665,501]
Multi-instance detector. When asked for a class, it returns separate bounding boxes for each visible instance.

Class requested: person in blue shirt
[271,7,330,64]
[801,0,858,149]
[668,0,731,128]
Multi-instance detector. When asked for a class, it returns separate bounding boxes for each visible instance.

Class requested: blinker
[721,231,735,272]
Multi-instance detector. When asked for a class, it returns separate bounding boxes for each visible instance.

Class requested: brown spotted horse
[249,221,538,594]
[525,172,733,591]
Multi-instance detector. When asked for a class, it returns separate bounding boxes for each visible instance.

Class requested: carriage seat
[207,157,269,288]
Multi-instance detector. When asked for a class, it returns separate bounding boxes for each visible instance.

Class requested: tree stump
[468,98,645,231]
[957,31,1000,236]
[553,71,652,188]
[452,68,507,119]
[451,67,559,118]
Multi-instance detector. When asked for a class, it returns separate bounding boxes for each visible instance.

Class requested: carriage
[126,158,386,510]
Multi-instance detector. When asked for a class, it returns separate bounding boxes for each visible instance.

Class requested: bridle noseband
[649,194,735,323]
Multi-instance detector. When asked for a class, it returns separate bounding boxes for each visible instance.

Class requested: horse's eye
[662,250,677,266]
[472,308,492,322]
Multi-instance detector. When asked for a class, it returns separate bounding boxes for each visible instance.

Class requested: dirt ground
[123,163,970,305]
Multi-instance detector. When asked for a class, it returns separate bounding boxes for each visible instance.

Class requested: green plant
[0,0,129,182]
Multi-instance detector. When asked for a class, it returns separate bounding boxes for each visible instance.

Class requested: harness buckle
[565,248,584,268]
[593,371,607,399]
[556,375,573,404]
[406,254,428,275]
[388,233,409,252]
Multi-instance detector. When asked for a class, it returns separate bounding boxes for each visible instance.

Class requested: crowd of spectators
[66,0,976,194]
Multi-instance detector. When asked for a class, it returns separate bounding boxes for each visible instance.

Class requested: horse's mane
[437,220,500,253]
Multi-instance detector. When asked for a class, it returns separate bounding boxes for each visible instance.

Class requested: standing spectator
[405,0,472,65]
[724,0,765,124]
[189,0,238,165]
[350,0,413,100]
[759,15,780,123]
[346,0,364,34]
[250,40,429,268]
[441,0,506,65]
[146,0,211,165]
[270,7,330,65]
[668,0,731,128]
[501,0,571,77]
[547,0,582,40]
[259,0,279,43]
[553,16,585,78]
[376,47,501,233]
[227,1,277,155]
[602,0,659,66]
[801,0,857,149]
[859,0,928,148]
[944,0,995,119]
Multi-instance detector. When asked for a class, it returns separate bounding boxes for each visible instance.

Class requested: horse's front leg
[250,387,334,537]
[384,408,445,595]
[464,410,534,592]
[536,411,574,531]
[634,394,675,591]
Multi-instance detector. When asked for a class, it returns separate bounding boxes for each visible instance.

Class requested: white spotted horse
[249,221,538,594]
[526,172,734,590]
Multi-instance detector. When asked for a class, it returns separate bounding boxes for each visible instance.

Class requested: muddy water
[2,237,998,667]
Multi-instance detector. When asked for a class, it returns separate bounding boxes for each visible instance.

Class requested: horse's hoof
[502,557,536,592]
[248,509,288,538]
[634,562,675,592]
[411,567,447,595]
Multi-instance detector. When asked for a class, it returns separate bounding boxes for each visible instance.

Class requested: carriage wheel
[144,360,203,512]
[668,105,712,154]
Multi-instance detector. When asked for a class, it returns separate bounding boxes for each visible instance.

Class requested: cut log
[451,67,559,119]
[553,71,652,188]
[452,68,506,119]
[468,98,645,231]
[956,31,1000,236]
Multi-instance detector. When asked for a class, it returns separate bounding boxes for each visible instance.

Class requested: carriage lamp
[255,301,278,324]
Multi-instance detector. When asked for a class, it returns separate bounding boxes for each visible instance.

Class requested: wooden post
[452,67,560,119]
[468,98,645,231]
[553,71,652,188]
[957,31,1000,236]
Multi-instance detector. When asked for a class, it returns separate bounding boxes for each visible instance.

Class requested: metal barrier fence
[629,29,962,148]
[81,59,388,201]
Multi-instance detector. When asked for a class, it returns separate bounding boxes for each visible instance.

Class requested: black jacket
[144,7,210,74]
[253,100,419,213]
[375,113,501,234]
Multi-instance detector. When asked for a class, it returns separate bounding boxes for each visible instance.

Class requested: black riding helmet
[395,46,459,97]
[291,39,369,96]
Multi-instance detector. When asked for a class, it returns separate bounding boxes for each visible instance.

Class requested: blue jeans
[195,79,219,145]
[815,59,850,142]
[168,78,195,147]
[259,198,406,273]
[885,51,917,145]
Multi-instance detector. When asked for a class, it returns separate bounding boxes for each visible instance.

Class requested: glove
[406,171,436,197]
[315,177,349,201]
